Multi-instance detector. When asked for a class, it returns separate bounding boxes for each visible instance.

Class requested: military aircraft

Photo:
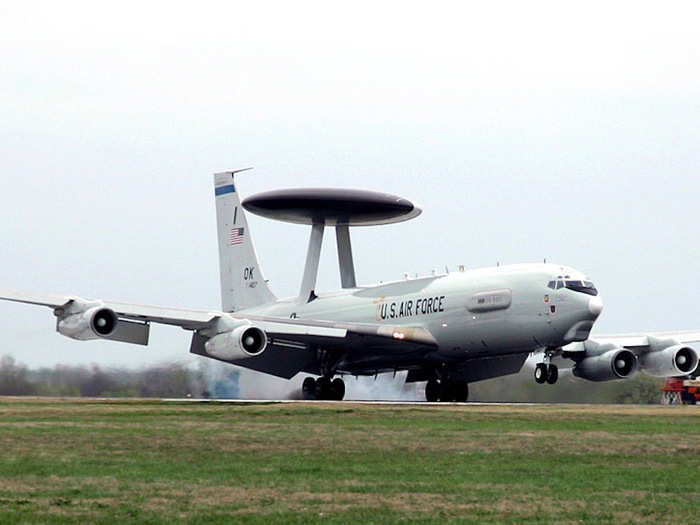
[1,170,698,401]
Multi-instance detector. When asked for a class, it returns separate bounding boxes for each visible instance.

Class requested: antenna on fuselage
[240,187,422,303]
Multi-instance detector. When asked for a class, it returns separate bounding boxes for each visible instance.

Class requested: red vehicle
[662,376,700,404]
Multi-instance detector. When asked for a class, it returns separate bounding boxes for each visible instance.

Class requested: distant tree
[137,364,201,397]
[78,365,121,397]
[612,374,663,404]
[0,355,35,395]
[42,364,92,394]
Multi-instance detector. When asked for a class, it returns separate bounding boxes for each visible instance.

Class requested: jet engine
[638,344,699,377]
[56,303,118,340]
[572,348,638,382]
[203,321,267,361]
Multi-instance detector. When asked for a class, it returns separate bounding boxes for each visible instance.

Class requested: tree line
[0,355,210,398]
[0,354,665,403]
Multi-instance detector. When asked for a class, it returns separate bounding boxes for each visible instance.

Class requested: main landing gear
[302,349,346,400]
[302,376,345,400]
[534,363,558,384]
[425,378,469,402]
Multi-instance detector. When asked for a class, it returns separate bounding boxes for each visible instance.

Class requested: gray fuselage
[242,263,602,375]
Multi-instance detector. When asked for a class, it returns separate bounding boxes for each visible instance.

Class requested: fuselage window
[565,280,598,296]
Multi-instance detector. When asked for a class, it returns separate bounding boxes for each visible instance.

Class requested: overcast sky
[1,1,700,374]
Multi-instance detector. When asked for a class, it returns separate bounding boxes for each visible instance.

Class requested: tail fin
[214,170,276,312]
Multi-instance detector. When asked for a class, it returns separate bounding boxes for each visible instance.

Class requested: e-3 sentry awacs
[2,170,698,401]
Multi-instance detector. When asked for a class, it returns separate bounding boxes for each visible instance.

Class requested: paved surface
[162,398,566,406]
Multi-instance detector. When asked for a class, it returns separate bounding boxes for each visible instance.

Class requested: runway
[162,398,524,405]
[158,398,652,407]
[0,395,587,406]
[2,396,684,408]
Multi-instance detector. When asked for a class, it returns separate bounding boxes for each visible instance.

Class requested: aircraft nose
[588,296,603,317]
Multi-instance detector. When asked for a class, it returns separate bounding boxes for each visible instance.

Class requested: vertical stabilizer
[214,170,276,312]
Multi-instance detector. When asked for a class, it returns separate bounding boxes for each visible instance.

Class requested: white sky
[1,1,700,372]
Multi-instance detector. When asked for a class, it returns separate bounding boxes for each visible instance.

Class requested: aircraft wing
[0,289,216,330]
[589,331,700,347]
[0,288,436,351]
[565,330,700,352]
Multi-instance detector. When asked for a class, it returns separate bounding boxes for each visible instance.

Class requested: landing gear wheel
[302,377,317,399]
[425,379,440,402]
[453,381,469,402]
[330,378,345,401]
[534,363,547,384]
[315,377,331,399]
[546,364,558,384]
[440,381,456,402]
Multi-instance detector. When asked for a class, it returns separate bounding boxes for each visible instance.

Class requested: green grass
[0,399,697,523]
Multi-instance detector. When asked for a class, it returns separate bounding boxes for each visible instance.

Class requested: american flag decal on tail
[230,227,245,245]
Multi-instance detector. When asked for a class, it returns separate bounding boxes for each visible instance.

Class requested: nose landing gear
[535,348,560,384]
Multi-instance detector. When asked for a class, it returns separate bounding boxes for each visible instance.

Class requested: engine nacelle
[57,305,118,340]
[638,344,699,377]
[204,322,267,361]
[573,348,638,382]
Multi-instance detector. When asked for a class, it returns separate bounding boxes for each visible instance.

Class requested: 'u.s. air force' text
[376,296,445,321]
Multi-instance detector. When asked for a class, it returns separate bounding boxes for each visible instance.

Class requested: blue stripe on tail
[215,184,235,196]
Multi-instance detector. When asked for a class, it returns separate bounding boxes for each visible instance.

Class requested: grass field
[0,398,698,523]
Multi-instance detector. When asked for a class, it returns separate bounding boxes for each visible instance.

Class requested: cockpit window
[565,280,598,296]
[556,280,564,289]
[547,281,556,289]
